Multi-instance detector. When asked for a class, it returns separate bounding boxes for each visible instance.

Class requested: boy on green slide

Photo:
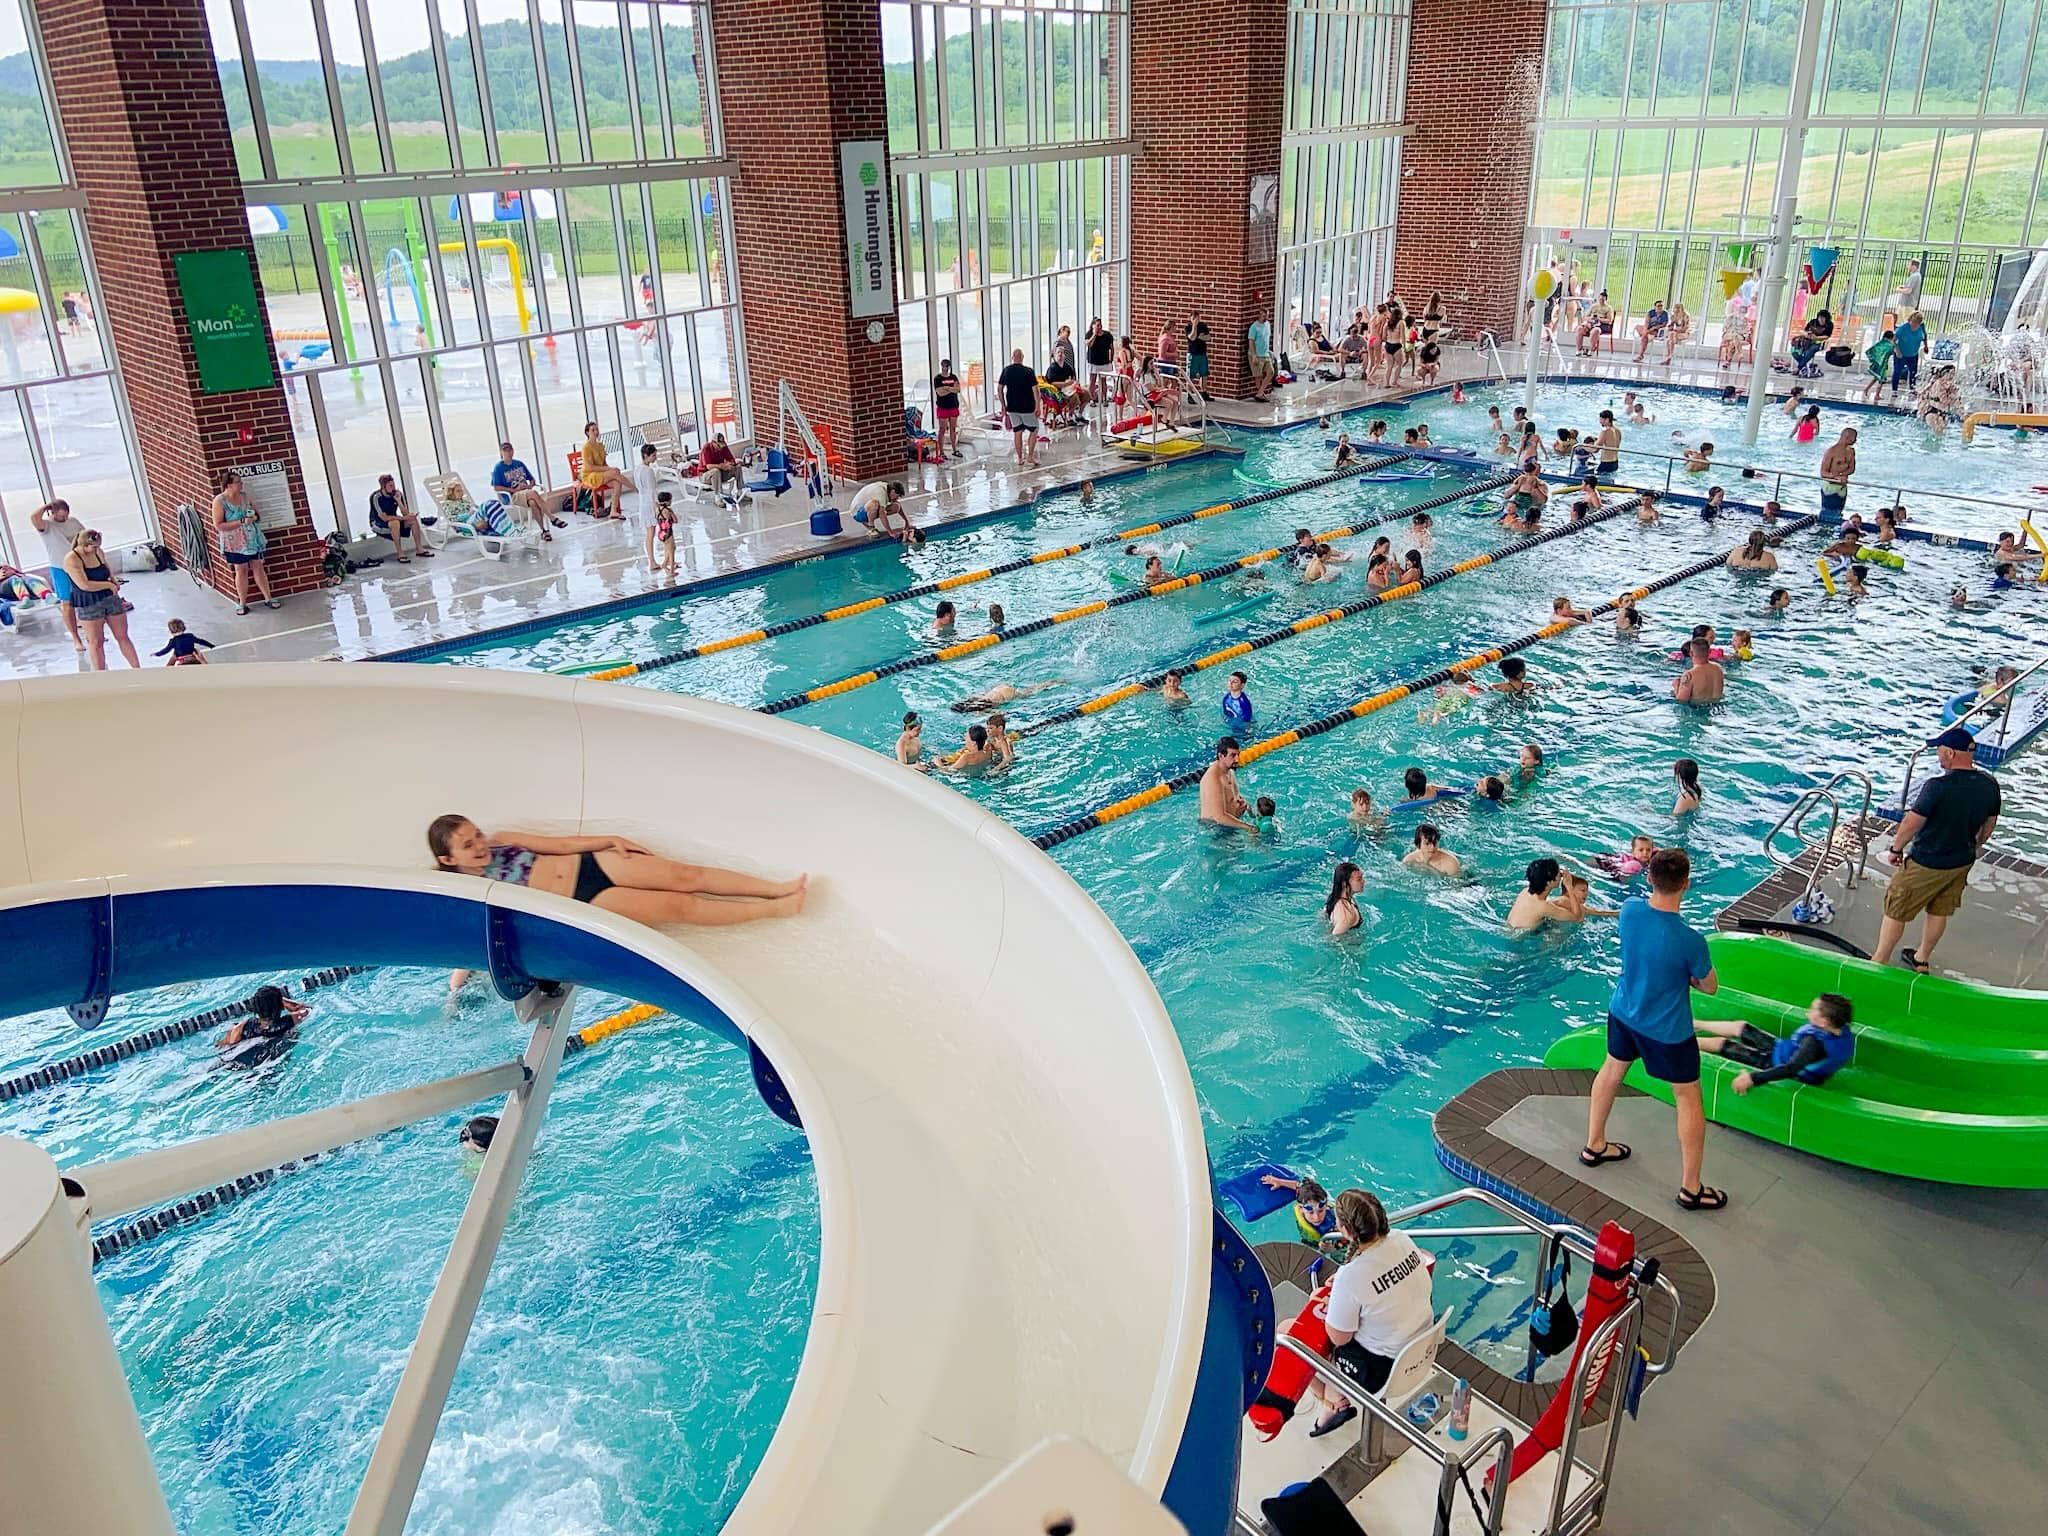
[1694,993,1855,1096]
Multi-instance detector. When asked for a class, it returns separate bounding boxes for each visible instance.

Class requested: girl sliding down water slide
[429,816,807,926]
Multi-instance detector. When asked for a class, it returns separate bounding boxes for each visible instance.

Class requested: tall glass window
[205,0,738,535]
[1278,0,1411,342]
[0,0,152,563]
[882,0,1131,412]
[1532,0,2048,344]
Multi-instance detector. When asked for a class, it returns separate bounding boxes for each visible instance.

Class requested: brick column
[37,0,325,601]
[1128,0,1287,401]
[1394,0,1548,341]
[713,0,905,482]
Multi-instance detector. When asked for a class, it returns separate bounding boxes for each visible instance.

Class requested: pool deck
[2,335,1924,680]
[1480,1086,2048,1536]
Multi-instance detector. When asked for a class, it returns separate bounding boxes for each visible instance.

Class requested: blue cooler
[809,507,844,537]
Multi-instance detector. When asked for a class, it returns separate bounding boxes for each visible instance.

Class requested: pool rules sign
[174,249,277,394]
[840,141,894,320]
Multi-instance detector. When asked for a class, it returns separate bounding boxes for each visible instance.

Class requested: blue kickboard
[1219,1162,1297,1222]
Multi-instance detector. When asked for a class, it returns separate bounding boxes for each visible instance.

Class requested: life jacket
[1295,1202,1335,1246]
[1775,1022,1854,1084]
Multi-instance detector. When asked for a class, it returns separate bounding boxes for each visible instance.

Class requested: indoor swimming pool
[11,392,2045,1534]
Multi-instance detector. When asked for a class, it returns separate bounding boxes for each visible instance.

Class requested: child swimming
[1593,834,1658,878]
[1220,670,1254,727]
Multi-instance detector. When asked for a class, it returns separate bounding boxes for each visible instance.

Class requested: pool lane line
[87,999,669,1265]
[583,453,1414,683]
[1026,514,1821,850]
[0,967,375,1105]
[1013,490,1648,738]
[745,469,1508,717]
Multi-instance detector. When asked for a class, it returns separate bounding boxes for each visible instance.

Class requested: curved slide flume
[0,667,1222,1533]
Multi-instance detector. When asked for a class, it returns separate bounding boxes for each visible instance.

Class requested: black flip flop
[1899,948,1931,974]
[1579,1141,1632,1167]
[1308,1405,1358,1439]
[1676,1185,1729,1211]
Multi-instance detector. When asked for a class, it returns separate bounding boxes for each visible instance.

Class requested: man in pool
[1583,848,1723,1211]
[932,601,957,636]
[1199,736,1256,831]
[1673,638,1725,705]
[1818,427,1857,512]
[215,984,310,1067]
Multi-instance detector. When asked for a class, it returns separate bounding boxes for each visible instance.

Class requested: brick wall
[1128,0,1287,400]
[37,0,325,599]
[1394,0,1548,341]
[712,0,906,482]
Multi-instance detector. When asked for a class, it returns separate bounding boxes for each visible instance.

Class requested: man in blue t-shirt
[1582,846,1724,1211]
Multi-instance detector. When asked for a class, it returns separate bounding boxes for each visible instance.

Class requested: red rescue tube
[1112,411,1155,434]
[1506,1221,1637,1484]
[1246,1282,1332,1440]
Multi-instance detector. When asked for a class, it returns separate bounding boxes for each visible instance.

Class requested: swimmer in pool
[1635,494,1661,526]
[1672,757,1705,814]
[1403,823,1462,878]
[1332,433,1357,469]
[1563,873,1617,918]
[1409,513,1434,558]
[942,724,998,773]
[896,712,929,769]
[1821,528,1862,560]
[986,604,1006,631]
[1079,480,1096,505]
[1766,587,1792,613]
[1475,774,1509,803]
[1673,639,1725,705]
[1842,563,1871,598]
[1951,585,1971,608]
[1730,629,1755,661]
[1326,861,1365,936]
[1511,742,1545,790]
[1157,669,1191,705]
[1552,596,1592,624]
[1992,532,2042,564]
[1397,765,1451,806]
[429,816,808,926]
[1220,670,1255,727]
[983,712,1018,769]
[1199,736,1256,831]
[1727,529,1777,572]
[1614,595,1645,635]
[953,680,1060,712]
[1506,858,1592,930]
[1978,665,2022,710]
[1682,442,1714,473]
[458,1115,497,1162]
[1993,562,2020,589]
[1143,555,1168,584]
[215,984,309,1065]
[932,600,957,636]
[1594,834,1659,879]
[1399,550,1425,585]
[1301,544,1343,583]
[1489,656,1534,695]
[1366,552,1394,592]
[1347,787,1382,829]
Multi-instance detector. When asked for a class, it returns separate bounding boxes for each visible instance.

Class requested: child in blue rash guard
[1694,993,1854,1095]
[1220,670,1254,727]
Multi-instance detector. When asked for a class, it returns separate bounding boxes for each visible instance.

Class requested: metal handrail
[1390,1187,1683,1377]
[1547,1299,1646,1536]
[1899,649,2048,806]
[1763,786,1850,910]
[1276,1337,1517,1534]
[1474,330,1512,386]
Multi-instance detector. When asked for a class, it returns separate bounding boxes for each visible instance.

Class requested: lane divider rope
[751,470,1514,717]
[585,454,1416,682]
[89,999,670,1264]
[1016,490,1644,738]
[1026,514,1821,850]
[0,967,375,1105]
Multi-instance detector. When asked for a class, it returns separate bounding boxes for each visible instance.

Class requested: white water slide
[0,667,1230,1534]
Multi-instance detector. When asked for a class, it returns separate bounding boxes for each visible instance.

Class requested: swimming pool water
[0,971,814,1536]
[14,384,2046,1531]
[1231,380,2048,541]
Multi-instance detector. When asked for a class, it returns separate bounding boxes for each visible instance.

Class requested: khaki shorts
[1883,858,1972,921]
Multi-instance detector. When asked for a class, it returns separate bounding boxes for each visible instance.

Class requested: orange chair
[965,360,985,413]
[813,421,849,480]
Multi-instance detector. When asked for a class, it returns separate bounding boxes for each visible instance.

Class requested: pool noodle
[1193,593,1272,628]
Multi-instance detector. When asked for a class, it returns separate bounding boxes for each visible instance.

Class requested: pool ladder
[1763,769,1876,909]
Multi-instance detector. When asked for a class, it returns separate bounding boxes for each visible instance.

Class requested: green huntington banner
[174,249,277,394]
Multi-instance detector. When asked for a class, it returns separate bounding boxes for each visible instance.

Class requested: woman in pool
[1331,432,1356,470]
[1672,758,1704,815]
[1765,587,1793,614]
[1325,861,1366,936]
[1728,529,1778,572]
[429,815,807,926]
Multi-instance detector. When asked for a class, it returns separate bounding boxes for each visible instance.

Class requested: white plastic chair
[1378,1307,1453,1409]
